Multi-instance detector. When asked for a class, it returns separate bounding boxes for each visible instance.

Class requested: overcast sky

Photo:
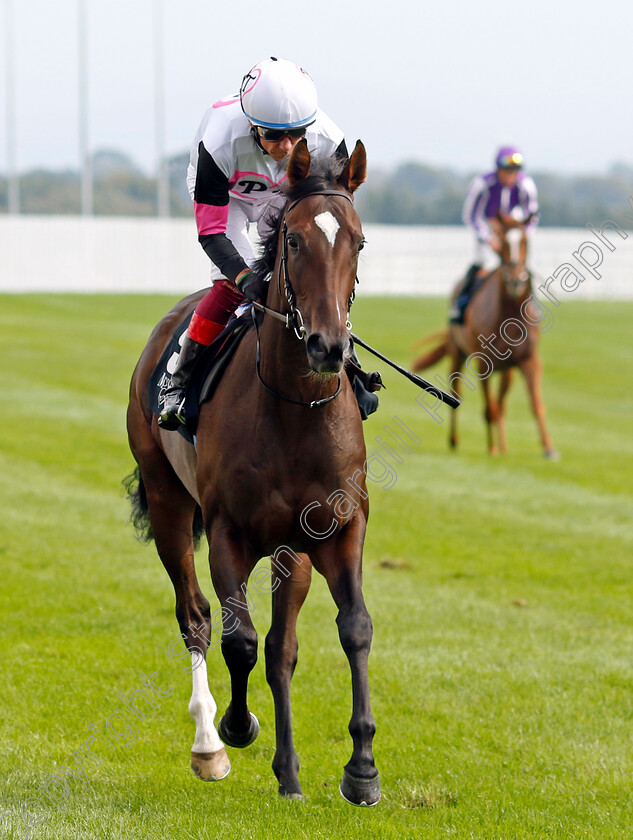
[2,0,632,177]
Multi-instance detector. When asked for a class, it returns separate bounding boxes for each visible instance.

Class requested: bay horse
[126,140,381,805]
[413,216,558,458]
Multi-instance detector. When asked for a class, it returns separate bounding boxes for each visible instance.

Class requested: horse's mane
[252,155,346,282]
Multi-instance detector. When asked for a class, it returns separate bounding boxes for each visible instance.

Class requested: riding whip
[350,333,460,409]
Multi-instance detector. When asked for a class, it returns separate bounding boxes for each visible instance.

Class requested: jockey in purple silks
[449,146,539,324]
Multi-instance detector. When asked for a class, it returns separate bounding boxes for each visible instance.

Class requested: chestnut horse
[126,140,381,805]
[413,217,558,458]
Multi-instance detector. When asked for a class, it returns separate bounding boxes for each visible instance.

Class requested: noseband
[501,263,531,299]
[253,188,358,408]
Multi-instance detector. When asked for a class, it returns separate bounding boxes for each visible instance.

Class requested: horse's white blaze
[188,651,223,753]
[314,211,340,248]
[507,227,522,264]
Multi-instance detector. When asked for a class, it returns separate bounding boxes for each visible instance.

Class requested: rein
[252,306,343,408]
[253,188,354,409]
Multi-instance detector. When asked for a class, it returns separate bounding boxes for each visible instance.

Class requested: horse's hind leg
[265,554,312,799]
[131,437,229,781]
[448,343,465,450]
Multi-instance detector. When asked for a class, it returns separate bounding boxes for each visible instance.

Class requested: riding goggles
[256,125,308,142]
[498,152,524,169]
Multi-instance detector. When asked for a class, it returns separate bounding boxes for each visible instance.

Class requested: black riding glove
[237,270,267,303]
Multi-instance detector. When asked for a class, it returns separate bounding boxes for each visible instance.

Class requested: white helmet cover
[240,57,318,130]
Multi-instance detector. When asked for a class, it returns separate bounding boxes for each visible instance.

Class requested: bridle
[253,189,357,336]
[252,188,358,409]
[501,263,531,299]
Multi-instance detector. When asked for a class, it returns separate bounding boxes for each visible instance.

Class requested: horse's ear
[287,138,311,186]
[338,140,367,194]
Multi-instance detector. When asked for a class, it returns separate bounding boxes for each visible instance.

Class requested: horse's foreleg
[265,554,312,799]
[480,376,499,455]
[519,355,559,459]
[497,368,514,454]
[208,524,260,748]
[188,651,231,781]
[138,452,229,781]
[312,519,380,807]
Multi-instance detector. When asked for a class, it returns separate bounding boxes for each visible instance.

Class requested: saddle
[148,306,383,444]
[449,266,491,324]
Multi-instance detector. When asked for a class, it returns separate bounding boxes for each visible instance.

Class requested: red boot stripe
[188,312,225,346]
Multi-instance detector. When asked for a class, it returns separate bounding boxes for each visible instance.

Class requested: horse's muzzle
[306,331,352,374]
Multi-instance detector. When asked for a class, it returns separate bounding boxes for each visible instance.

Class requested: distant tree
[20,170,81,214]
[93,172,157,216]
[92,148,141,178]
[2,151,632,225]
[168,152,192,215]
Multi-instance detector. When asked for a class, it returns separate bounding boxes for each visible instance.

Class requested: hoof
[218,712,259,748]
[190,747,231,781]
[544,449,560,461]
[339,769,381,807]
[279,789,304,801]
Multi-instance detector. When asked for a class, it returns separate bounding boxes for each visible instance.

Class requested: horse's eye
[287,235,299,251]
[358,239,366,252]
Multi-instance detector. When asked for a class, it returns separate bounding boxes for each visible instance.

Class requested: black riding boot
[158,334,206,430]
[449,264,482,324]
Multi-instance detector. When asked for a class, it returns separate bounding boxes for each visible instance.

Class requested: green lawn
[1,294,631,839]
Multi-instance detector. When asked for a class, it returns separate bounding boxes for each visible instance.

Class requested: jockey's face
[497,167,520,187]
[259,133,303,162]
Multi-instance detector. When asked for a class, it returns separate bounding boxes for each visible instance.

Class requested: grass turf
[0,294,631,839]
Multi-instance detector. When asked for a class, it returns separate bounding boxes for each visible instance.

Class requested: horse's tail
[412,330,450,372]
[122,466,205,549]
[123,466,153,542]
[412,329,450,350]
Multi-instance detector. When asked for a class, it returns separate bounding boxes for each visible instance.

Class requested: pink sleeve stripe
[194,201,229,235]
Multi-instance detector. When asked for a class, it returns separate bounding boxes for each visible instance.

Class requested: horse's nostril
[306,333,328,360]
[306,332,350,373]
